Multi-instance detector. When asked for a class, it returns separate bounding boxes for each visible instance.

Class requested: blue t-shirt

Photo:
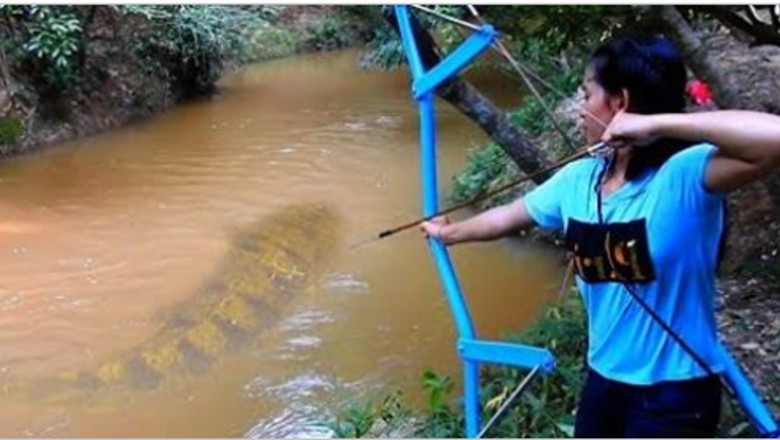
[524,143,725,385]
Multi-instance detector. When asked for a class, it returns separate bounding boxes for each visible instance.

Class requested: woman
[420,35,780,437]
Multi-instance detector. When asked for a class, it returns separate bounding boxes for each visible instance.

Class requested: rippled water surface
[0,49,560,437]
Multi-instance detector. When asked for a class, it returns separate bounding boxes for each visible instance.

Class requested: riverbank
[330,264,778,438]
[0,6,374,161]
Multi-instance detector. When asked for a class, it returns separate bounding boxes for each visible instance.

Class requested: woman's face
[579,68,621,145]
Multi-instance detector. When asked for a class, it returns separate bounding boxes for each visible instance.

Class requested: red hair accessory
[686,79,713,106]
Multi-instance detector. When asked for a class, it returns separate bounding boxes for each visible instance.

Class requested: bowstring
[411,4,611,139]
[399,9,780,438]
[417,4,595,313]
[351,6,616,250]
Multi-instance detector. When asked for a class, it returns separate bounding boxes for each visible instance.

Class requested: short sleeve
[661,143,723,208]
[523,162,578,231]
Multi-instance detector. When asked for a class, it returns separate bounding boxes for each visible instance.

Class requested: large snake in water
[0,203,342,404]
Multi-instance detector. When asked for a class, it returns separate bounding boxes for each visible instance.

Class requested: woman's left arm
[608,110,780,193]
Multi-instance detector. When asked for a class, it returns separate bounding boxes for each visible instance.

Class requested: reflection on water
[0,48,560,437]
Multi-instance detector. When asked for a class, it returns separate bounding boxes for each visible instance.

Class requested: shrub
[0,116,23,151]
[121,5,264,95]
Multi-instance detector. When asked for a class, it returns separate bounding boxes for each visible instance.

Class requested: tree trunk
[638,5,780,275]
[76,6,101,72]
[638,6,751,110]
[382,7,554,184]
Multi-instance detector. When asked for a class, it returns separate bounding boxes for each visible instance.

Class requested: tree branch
[695,6,780,47]
[746,5,762,26]
[0,45,15,104]
[382,7,554,183]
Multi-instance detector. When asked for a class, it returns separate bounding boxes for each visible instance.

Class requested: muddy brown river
[0,49,560,437]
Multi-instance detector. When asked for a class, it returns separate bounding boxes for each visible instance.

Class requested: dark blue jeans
[574,368,722,438]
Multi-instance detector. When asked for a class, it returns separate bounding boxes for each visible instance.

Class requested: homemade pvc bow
[392,5,778,438]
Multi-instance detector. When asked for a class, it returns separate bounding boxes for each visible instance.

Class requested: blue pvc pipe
[396,4,476,348]
[464,360,480,437]
[394,6,424,79]
[396,6,480,433]
[412,25,496,99]
[719,343,779,437]
[419,95,438,216]
[459,338,555,373]
[420,88,480,433]
[393,3,777,437]
[393,5,520,437]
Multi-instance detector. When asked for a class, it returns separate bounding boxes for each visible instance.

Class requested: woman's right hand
[601,110,661,148]
[419,215,451,243]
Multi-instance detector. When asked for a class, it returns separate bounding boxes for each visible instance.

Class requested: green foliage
[449,20,593,205]
[418,370,464,437]
[358,5,470,70]
[305,19,351,51]
[358,6,612,203]
[446,56,584,206]
[358,25,405,70]
[247,24,303,62]
[357,6,619,203]
[359,5,621,72]
[418,296,587,438]
[506,61,582,141]
[480,6,626,54]
[0,116,23,150]
[447,53,583,206]
[477,295,586,438]
[332,283,768,438]
[425,6,470,54]
[449,142,519,207]
[20,7,82,89]
[243,5,286,23]
[373,391,415,435]
[0,6,85,92]
[329,281,772,438]
[331,399,379,438]
[0,5,269,97]
[331,295,587,438]
[120,5,264,94]
[330,390,413,438]
[301,7,376,52]
[422,369,454,412]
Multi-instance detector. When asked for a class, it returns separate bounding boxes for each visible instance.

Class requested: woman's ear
[618,89,630,111]
[608,89,630,112]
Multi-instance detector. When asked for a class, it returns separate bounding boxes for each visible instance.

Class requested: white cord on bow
[410,4,612,140]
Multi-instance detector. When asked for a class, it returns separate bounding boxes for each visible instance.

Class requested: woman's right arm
[420,197,537,246]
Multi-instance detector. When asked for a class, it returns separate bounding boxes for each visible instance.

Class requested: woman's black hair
[591,35,729,271]
[589,35,695,180]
